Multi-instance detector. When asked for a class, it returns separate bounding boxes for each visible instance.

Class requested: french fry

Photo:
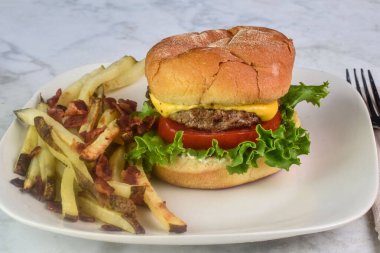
[109,145,125,181]
[78,193,145,234]
[97,109,118,128]
[54,161,66,202]
[79,97,102,134]
[80,120,120,161]
[14,126,38,176]
[95,84,105,99]
[12,53,189,234]
[34,117,95,193]
[78,56,137,105]
[107,180,145,203]
[135,165,187,233]
[37,102,48,112]
[101,194,137,216]
[61,165,79,221]
[37,137,56,201]
[14,108,83,146]
[23,154,40,190]
[58,66,105,106]
[104,58,144,92]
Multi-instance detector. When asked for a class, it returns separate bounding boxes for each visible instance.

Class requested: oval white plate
[0,65,378,245]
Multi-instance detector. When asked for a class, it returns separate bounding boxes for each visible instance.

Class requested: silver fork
[346,68,380,128]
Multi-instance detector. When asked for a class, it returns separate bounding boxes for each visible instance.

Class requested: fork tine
[368,70,380,111]
[353,69,363,96]
[346,69,351,84]
[360,68,378,118]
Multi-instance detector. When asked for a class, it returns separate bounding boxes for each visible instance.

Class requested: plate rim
[0,65,378,245]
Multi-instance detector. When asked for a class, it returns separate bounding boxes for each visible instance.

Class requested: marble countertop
[1,0,380,252]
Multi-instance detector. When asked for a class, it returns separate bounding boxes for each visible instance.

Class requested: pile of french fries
[11,56,187,234]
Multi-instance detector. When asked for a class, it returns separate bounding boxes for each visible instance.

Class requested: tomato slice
[157,111,282,149]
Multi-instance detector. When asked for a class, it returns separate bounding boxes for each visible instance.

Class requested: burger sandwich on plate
[128,26,329,189]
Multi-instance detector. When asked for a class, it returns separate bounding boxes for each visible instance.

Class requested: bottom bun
[153,112,301,189]
[154,157,280,189]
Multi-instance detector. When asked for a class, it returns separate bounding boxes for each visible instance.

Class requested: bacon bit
[137,115,158,135]
[118,99,137,114]
[65,100,88,116]
[47,106,66,123]
[104,97,138,116]
[46,201,62,213]
[95,177,114,196]
[101,224,123,231]
[121,130,134,143]
[113,104,126,116]
[117,115,143,131]
[10,178,25,188]
[95,155,112,180]
[63,114,87,128]
[80,126,106,144]
[121,166,141,185]
[56,104,67,111]
[116,115,132,131]
[136,124,149,136]
[118,114,157,136]
[104,97,117,110]
[46,89,62,107]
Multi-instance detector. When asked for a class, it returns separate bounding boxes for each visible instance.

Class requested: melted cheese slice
[150,94,278,121]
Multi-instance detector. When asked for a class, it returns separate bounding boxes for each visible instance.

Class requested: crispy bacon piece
[46,89,62,107]
[63,114,87,128]
[137,115,157,135]
[117,115,142,130]
[80,126,106,144]
[121,130,134,143]
[95,155,112,180]
[116,115,132,130]
[47,105,66,123]
[117,114,157,137]
[94,177,114,196]
[121,166,141,185]
[104,97,117,110]
[65,100,88,116]
[104,97,138,116]
[118,99,137,114]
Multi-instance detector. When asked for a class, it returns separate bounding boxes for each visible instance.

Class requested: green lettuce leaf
[137,101,159,118]
[127,82,329,174]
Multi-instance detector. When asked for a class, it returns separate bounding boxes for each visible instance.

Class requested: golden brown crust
[146,26,295,105]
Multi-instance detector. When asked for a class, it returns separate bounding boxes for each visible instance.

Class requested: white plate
[0,65,378,245]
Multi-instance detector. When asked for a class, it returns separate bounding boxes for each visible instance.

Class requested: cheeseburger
[128,26,328,189]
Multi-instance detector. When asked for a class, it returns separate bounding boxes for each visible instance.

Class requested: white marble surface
[1,0,380,252]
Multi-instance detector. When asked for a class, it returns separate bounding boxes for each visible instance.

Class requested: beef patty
[169,108,260,132]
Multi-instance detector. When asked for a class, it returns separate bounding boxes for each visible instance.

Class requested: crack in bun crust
[146,26,295,105]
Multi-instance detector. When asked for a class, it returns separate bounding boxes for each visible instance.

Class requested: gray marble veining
[1,0,380,252]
